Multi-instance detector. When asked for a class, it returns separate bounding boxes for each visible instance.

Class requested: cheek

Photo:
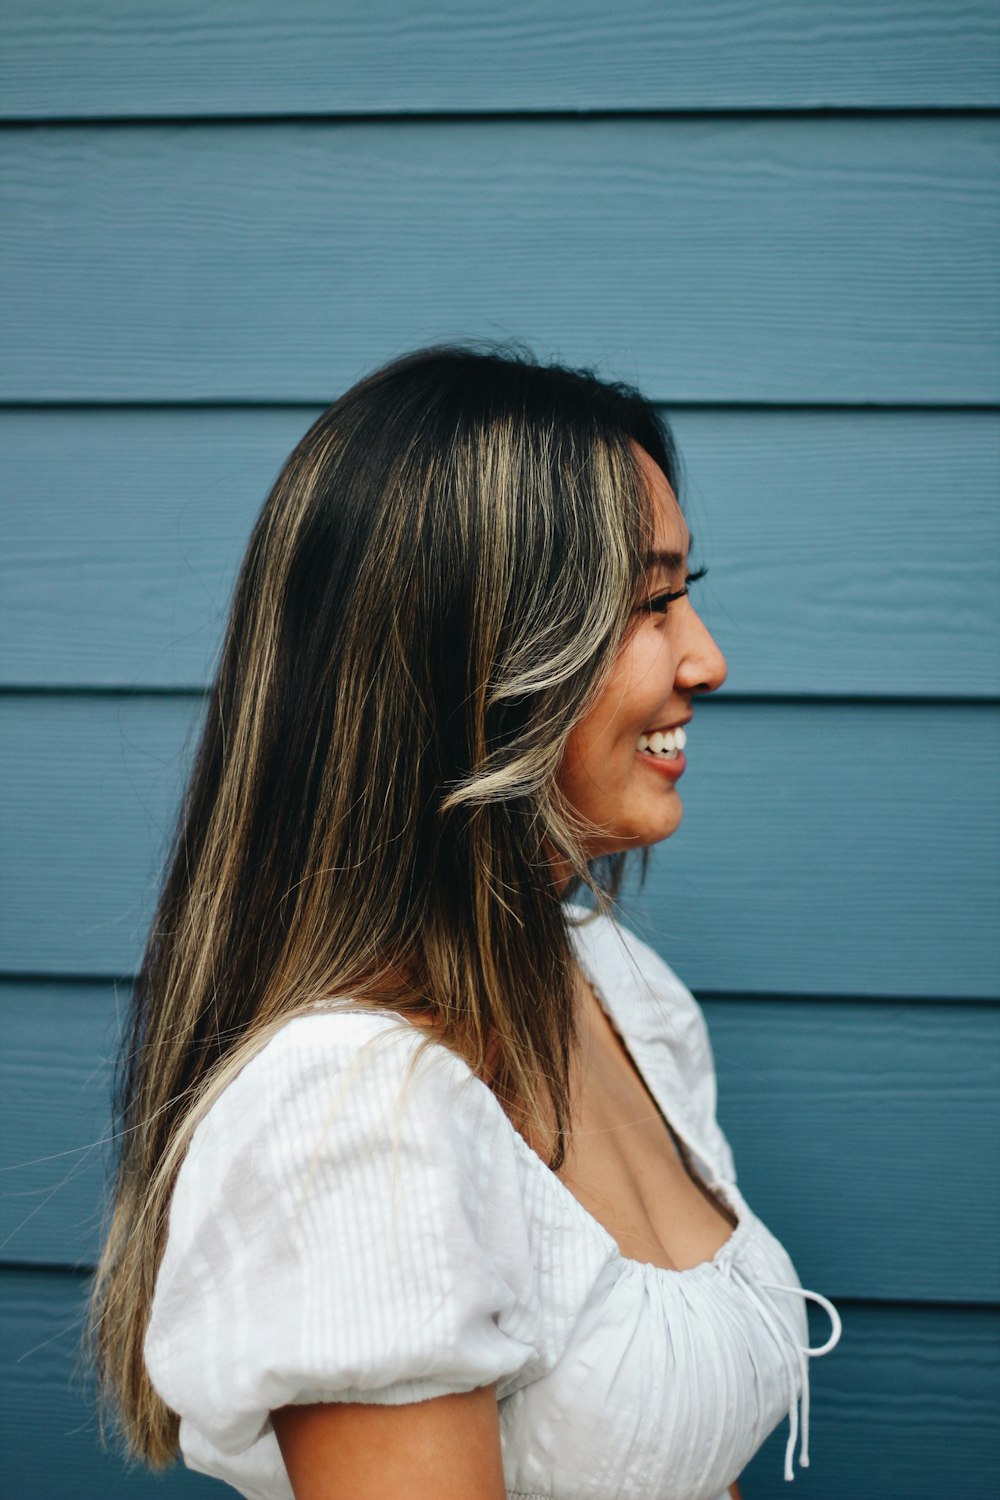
[611,635,672,730]
[559,719,608,793]
[556,634,671,794]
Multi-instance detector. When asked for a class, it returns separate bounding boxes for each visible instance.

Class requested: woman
[91,345,840,1500]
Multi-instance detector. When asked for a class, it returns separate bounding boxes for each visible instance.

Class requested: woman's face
[557,443,727,860]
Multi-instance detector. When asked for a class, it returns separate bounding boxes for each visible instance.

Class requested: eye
[641,565,708,615]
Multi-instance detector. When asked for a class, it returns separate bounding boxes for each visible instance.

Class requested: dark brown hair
[90,341,680,1463]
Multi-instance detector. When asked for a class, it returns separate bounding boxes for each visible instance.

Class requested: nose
[677,603,728,696]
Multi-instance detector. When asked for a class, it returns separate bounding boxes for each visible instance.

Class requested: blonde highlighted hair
[90,342,682,1464]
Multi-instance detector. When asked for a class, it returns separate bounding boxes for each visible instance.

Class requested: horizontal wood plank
[1,1268,997,1499]
[624,693,1000,994]
[2,696,997,996]
[2,406,998,695]
[740,1302,1000,1500]
[2,983,997,1302]
[0,984,116,1268]
[2,1,998,117]
[0,1271,215,1497]
[703,999,1000,1304]
[2,118,997,404]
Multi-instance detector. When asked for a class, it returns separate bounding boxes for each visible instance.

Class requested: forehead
[630,440,690,555]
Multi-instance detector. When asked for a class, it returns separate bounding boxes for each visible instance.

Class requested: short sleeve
[144,1011,540,1460]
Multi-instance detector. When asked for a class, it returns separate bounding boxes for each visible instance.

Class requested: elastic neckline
[505,1110,751,1283]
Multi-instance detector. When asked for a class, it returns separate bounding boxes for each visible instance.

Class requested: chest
[556,988,737,1272]
[496,1206,805,1500]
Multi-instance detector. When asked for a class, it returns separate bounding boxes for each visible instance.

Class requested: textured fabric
[145,908,840,1499]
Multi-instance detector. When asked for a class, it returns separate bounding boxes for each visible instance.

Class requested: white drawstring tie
[758,1280,841,1480]
[720,1255,842,1482]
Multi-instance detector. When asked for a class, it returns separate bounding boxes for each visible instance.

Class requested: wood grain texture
[2,982,997,1302]
[2,8,996,1496]
[0,1272,216,1498]
[1,1268,997,1500]
[0,983,117,1269]
[2,406,998,695]
[2,1,998,116]
[2,118,997,405]
[703,998,1000,1304]
[739,1302,1000,1499]
[4,694,996,996]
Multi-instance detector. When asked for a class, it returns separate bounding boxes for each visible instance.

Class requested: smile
[636,726,687,762]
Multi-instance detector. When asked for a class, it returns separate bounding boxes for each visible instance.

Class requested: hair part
[89,341,680,1465]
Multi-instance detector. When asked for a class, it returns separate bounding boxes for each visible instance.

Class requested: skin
[555,440,728,871]
[272,1388,507,1500]
[273,444,735,1498]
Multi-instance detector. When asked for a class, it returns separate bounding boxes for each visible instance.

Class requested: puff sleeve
[144,1010,540,1469]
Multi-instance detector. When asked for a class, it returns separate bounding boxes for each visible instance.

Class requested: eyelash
[641,565,709,615]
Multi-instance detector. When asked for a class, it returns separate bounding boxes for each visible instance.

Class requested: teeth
[636,725,688,756]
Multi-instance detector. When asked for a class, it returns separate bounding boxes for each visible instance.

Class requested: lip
[640,714,692,736]
[635,748,686,782]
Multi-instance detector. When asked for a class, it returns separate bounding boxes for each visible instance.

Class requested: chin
[615,812,684,855]
[647,808,684,845]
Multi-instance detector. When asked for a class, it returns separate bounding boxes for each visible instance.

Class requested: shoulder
[206,1005,491,1139]
[172,1006,513,1249]
[146,1008,545,1451]
[216,1004,483,1114]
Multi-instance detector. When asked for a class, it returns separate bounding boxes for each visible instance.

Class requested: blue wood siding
[3,1269,998,1500]
[4,984,999,1304]
[3,408,999,695]
[1,5,997,1496]
[3,119,998,405]
[2,1,998,113]
[2,695,998,995]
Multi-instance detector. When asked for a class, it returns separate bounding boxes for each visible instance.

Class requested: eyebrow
[645,535,694,572]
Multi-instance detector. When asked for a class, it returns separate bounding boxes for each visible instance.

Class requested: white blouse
[145,908,841,1500]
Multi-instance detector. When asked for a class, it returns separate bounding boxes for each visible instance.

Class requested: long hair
[90,342,680,1464]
